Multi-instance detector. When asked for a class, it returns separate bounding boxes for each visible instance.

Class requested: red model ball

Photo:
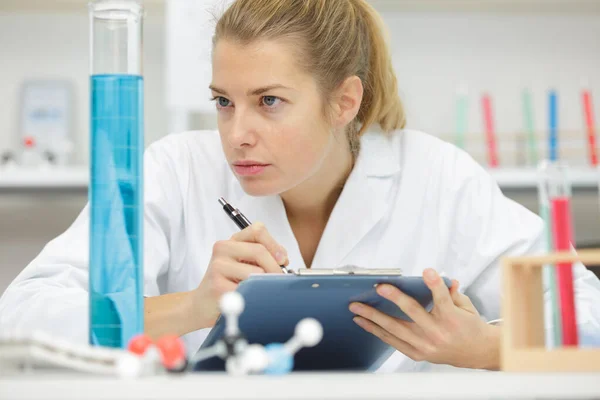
[156,335,187,372]
[127,334,154,356]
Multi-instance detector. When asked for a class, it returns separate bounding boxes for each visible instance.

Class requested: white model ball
[240,344,269,373]
[294,318,323,347]
[143,346,162,363]
[225,357,243,376]
[220,292,245,317]
[116,353,143,379]
[140,346,163,375]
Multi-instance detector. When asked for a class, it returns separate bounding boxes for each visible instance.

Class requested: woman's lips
[232,163,270,176]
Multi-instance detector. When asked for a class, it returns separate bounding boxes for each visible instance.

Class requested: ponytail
[351,0,406,137]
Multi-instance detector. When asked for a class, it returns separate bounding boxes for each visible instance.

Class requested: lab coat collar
[309,131,401,269]
[230,130,402,270]
[359,130,402,177]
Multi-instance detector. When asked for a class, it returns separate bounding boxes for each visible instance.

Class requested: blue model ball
[263,343,293,375]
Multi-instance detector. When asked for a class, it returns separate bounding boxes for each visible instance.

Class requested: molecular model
[0,292,323,378]
[188,291,323,375]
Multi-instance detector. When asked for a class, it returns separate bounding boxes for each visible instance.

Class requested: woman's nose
[227,109,258,149]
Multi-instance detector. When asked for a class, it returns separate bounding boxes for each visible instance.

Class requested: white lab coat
[1,129,600,372]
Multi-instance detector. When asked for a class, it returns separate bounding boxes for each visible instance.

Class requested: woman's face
[211,39,336,197]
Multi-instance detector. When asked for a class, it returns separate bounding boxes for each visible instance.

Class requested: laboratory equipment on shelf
[18,79,75,167]
[89,0,145,348]
[20,137,43,167]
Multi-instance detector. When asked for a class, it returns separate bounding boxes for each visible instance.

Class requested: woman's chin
[238,179,283,197]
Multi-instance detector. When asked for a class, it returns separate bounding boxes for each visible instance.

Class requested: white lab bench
[2,372,600,400]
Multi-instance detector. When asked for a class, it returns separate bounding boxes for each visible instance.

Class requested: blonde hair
[214,0,406,154]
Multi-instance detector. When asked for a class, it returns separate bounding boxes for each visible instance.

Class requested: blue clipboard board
[193,272,452,372]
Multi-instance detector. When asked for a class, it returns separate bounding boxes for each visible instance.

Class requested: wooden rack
[501,249,600,372]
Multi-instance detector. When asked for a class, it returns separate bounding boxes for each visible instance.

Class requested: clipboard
[193,267,451,372]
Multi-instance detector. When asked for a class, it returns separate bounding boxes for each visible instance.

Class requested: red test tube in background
[582,90,598,166]
[548,163,578,346]
[482,94,499,168]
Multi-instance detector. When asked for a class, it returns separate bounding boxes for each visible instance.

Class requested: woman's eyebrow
[248,84,292,96]
[209,84,295,97]
[209,85,228,95]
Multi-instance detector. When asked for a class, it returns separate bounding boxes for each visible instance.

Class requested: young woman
[2,0,599,372]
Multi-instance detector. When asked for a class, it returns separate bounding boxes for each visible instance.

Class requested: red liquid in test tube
[550,183,579,345]
[582,90,598,166]
[482,94,499,168]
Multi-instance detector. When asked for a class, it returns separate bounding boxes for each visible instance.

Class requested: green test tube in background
[523,89,539,166]
[455,85,469,150]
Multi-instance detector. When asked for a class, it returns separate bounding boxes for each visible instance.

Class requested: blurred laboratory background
[1,0,600,293]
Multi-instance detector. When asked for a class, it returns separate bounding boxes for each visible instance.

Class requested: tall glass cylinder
[89,0,144,348]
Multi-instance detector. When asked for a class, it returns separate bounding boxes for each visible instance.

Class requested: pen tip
[218,197,227,206]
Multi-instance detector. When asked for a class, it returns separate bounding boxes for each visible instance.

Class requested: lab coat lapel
[311,132,402,270]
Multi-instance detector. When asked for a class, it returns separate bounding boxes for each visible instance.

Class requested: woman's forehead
[212,39,314,92]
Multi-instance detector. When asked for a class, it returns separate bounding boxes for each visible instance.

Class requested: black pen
[218,197,291,274]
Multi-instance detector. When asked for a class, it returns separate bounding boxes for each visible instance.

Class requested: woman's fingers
[214,240,282,274]
[423,269,454,313]
[213,256,266,282]
[349,303,433,352]
[450,279,460,294]
[374,284,439,334]
[449,279,478,313]
[231,222,288,266]
[353,316,423,361]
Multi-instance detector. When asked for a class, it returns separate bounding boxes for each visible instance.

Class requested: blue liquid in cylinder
[89,74,144,348]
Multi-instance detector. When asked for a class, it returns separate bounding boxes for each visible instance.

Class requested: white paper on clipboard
[166,0,234,112]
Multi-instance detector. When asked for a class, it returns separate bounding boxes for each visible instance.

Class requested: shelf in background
[0,167,88,190]
[489,167,600,190]
[1,0,598,14]
[1,167,598,191]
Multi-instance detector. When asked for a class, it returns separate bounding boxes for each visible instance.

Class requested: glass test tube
[89,0,145,348]
[455,85,468,150]
[537,160,562,348]
[546,162,578,346]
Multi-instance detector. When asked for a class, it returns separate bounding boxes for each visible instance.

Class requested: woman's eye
[217,97,231,108]
[262,96,281,107]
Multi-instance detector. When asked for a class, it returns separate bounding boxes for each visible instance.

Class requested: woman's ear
[330,76,364,129]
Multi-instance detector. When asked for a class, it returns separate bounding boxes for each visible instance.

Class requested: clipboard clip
[295,265,403,276]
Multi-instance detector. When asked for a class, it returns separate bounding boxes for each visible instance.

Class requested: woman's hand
[349,268,501,370]
[192,222,289,329]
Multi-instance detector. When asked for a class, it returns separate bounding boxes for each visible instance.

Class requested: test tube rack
[501,249,600,372]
